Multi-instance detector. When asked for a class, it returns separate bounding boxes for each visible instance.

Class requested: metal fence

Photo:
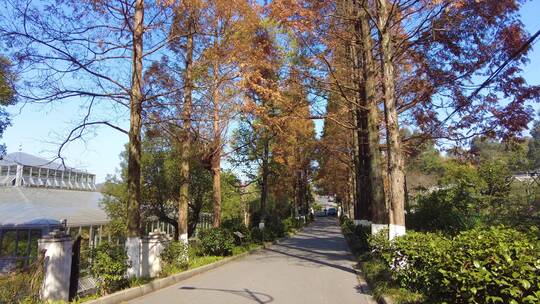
[0,225,53,274]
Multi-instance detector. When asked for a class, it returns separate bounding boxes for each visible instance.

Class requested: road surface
[129,217,376,304]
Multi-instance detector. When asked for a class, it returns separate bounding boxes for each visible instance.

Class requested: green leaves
[90,243,129,295]
[198,227,235,256]
[369,226,540,303]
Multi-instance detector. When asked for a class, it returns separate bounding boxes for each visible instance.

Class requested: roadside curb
[340,225,393,304]
[84,247,263,304]
[352,266,393,304]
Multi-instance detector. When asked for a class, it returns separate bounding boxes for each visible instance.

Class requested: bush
[198,227,235,256]
[0,257,43,304]
[407,187,480,234]
[161,241,188,275]
[91,243,129,294]
[221,218,251,244]
[282,217,304,234]
[266,218,286,239]
[373,226,540,303]
[250,227,263,243]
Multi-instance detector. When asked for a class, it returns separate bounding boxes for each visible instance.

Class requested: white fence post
[38,230,73,302]
[125,237,141,278]
[141,230,169,278]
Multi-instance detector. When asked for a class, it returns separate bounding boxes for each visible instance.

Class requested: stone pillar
[38,230,73,302]
[389,224,406,240]
[125,237,141,278]
[15,165,23,186]
[141,230,169,278]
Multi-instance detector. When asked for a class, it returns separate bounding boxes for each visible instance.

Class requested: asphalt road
[128,217,376,304]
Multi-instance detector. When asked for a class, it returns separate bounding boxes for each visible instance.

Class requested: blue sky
[3,1,540,183]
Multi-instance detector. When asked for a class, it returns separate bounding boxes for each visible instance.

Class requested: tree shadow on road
[178,286,274,303]
[264,247,357,275]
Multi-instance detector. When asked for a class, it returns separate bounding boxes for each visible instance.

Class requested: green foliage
[161,241,189,275]
[0,258,43,304]
[221,217,252,244]
[282,217,304,235]
[360,256,425,304]
[409,156,540,232]
[0,56,16,155]
[528,121,540,169]
[371,226,540,304]
[340,217,370,254]
[198,227,235,256]
[407,187,480,234]
[91,243,129,295]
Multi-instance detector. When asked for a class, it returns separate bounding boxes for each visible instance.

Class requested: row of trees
[284,0,540,238]
[1,0,538,242]
[0,0,317,243]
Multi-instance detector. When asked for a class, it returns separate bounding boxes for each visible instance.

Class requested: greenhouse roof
[0,152,88,174]
[0,187,108,227]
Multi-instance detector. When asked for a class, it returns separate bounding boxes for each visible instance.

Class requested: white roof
[0,187,108,227]
[0,152,88,174]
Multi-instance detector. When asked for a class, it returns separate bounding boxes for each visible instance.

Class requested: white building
[0,152,108,273]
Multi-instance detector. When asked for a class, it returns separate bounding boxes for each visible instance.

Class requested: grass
[341,224,424,304]
[358,254,424,304]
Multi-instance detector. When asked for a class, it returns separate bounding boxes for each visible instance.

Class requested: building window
[22,166,31,176]
[9,166,17,174]
[0,166,7,176]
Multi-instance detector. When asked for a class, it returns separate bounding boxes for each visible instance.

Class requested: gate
[69,236,81,301]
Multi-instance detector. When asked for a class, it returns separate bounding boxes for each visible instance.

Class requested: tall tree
[179,7,195,243]
[375,0,406,238]
[126,0,145,240]
[0,56,16,155]
[0,1,179,244]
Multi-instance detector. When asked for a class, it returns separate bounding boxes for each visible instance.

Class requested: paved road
[129,217,376,304]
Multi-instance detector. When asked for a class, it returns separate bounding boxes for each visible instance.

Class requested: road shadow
[264,247,357,275]
[178,286,273,303]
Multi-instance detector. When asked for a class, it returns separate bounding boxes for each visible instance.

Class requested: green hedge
[370,226,540,303]
[198,227,235,256]
[90,243,129,295]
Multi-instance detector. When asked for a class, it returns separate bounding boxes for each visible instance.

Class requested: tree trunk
[126,0,144,238]
[211,157,222,227]
[377,0,406,239]
[260,135,269,222]
[211,47,222,228]
[359,1,387,234]
[351,0,371,226]
[178,18,194,243]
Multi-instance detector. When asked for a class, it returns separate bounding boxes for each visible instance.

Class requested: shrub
[250,227,263,243]
[0,256,43,304]
[250,226,277,242]
[340,216,355,235]
[282,218,304,234]
[407,187,480,234]
[376,226,540,303]
[265,218,286,238]
[91,243,129,294]
[161,241,188,275]
[198,227,235,256]
[221,218,251,244]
